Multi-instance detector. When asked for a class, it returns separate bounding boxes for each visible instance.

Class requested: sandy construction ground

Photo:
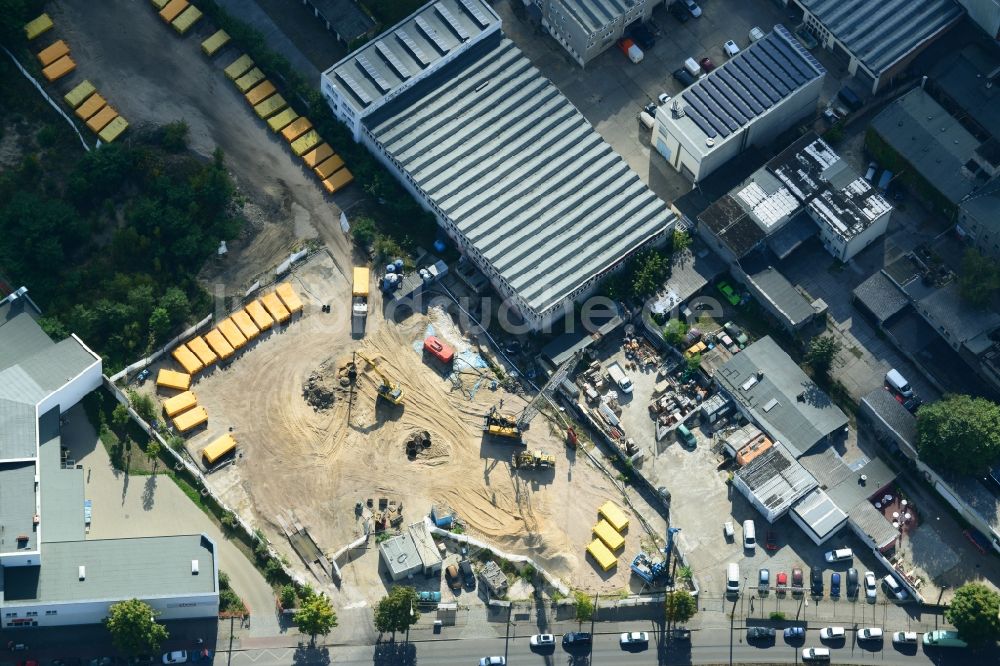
[163,253,654,594]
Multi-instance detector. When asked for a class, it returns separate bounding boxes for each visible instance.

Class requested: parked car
[628,24,655,50]
[784,626,805,640]
[682,0,702,18]
[838,85,863,111]
[529,634,554,648]
[459,559,476,588]
[620,631,649,646]
[562,632,592,647]
[810,566,823,595]
[479,658,505,666]
[161,654,187,665]
[758,568,769,593]
[658,92,672,105]
[822,106,841,123]
[847,568,859,596]
[723,321,748,346]
[643,101,658,117]
[882,574,909,600]
[716,280,740,305]
[672,67,696,87]
[669,1,690,22]
[819,626,845,640]
[446,564,461,591]
[923,630,968,647]
[747,626,775,641]
[792,567,803,591]
[668,626,691,641]
[776,570,788,591]
[830,572,841,598]
[748,26,765,42]
[802,647,831,662]
[699,57,715,72]
[824,548,853,563]
[864,571,878,601]
[893,631,918,644]
[858,628,884,641]
[864,161,878,182]
[723,40,740,57]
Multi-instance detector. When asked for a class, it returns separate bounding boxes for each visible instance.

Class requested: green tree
[160,287,191,327]
[112,403,130,429]
[959,249,1000,308]
[662,319,688,346]
[917,395,1000,475]
[573,591,594,623]
[127,389,157,424]
[149,307,171,343]
[279,584,298,609]
[805,334,842,377]
[104,598,169,655]
[145,440,161,470]
[373,586,420,636]
[0,0,39,41]
[685,353,702,374]
[351,216,377,248]
[665,589,697,624]
[676,565,693,582]
[294,592,338,646]
[672,229,693,254]
[160,121,190,152]
[631,250,671,299]
[945,582,1000,647]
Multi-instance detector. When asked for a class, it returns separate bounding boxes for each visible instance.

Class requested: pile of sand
[302,357,353,411]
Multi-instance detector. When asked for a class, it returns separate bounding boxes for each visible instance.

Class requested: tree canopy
[959,249,1000,309]
[574,591,594,623]
[104,598,169,655]
[805,335,842,378]
[294,592,338,645]
[916,394,1000,475]
[665,589,697,624]
[945,583,1000,647]
[374,586,419,636]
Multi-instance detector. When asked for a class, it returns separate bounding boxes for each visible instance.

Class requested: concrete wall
[819,209,892,262]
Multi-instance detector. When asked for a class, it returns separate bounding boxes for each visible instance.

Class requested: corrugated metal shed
[734,443,817,519]
[557,0,631,34]
[366,35,673,316]
[798,0,963,75]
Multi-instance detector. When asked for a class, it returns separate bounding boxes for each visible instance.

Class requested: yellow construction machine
[356,352,404,405]
[483,404,522,442]
[512,449,555,470]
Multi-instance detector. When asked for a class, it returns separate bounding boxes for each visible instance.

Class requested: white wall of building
[536,0,661,67]
[817,208,891,262]
[37,347,101,418]
[2,593,219,628]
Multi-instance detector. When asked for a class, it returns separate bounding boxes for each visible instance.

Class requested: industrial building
[524,0,663,67]
[714,336,849,459]
[378,522,443,581]
[301,0,375,46]
[653,24,826,182]
[732,443,817,523]
[956,0,1000,39]
[0,291,219,628]
[322,0,674,329]
[789,0,963,94]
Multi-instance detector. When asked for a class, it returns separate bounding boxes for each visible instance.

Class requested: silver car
[864,571,878,602]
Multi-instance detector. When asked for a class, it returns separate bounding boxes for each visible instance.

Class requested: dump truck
[512,449,555,470]
[483,405,523,443]
[352,267,369,337]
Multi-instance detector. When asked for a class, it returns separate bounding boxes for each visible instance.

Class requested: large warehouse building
[653,25,826,183]
[0,292,219,628]
[321,0,674,329]
[789,0,963,94]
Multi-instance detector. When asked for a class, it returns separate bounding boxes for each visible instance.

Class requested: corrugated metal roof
[2,534,217,603]
[792,487,847,540]
[555,0,631,34]
[366,35,673,315]
[799,0,962,75]
[716,336,848,457]
[325,0,499,113]
[308,0,375,42]
[677,24,825,142]
[735,443,817,515]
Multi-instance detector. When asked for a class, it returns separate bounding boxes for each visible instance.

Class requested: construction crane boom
[355,352,404,405]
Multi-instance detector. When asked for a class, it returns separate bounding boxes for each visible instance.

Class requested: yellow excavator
[355,352,404,405]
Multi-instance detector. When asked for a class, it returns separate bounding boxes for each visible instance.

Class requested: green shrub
[279,584,298,609]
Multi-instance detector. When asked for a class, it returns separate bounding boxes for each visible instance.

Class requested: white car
[858,627,884,641]
[892,631,918,644]
[683,0,702,18]
[529,634,554,647]
[161,653,188,665]
[620,631,649,645]
[802,647,831,662]
[478,658,505,666]
[864,571,878,601]
[824,548,853,563]
[658,93,672,105]
[882,574,909,600]
[819,626,845,640]
[749,26,765,42]
[723,40,740,58]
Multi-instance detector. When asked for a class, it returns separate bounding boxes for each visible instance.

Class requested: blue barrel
[385,264,395,274]
[394,259,404,272]
[434,239,446,253]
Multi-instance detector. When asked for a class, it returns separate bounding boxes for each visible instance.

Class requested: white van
[726,562,740,594]
[638,110,655,130]
[683,57,702,78]
[885,369,913,397]
[743,520,756,551]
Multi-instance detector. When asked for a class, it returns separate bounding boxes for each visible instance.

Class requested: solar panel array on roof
[356,53,390,93]
[375,40,412,79]
[396,29,431,66]
[337,71,372,106]
[679,25,824,144]
[458,0,490,27]
[435,2,469,41]
[415,16,450,55]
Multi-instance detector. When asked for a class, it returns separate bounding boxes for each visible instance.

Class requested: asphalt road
[223,632,984,666]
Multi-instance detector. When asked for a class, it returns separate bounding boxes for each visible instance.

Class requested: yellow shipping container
[314,155,345,180]
[171,344,203,375]
[218,317,247,349]
[156,368,191,391]
[322,168,354,194]
[592,519,625,551]
[86,106,118,133]
[290,130,320,156]
[245,299,274,330]
[587,539,617,571]
[37,40,69,67]
[173,406,208,432]
[201,29,230,56]
[261,292,290,324]
[281,117,312,142]
[302,143,333,168]
[24,13,53,40]
[234,67,265,93]
[75,93,106,120]
[202,433,237,465]
[163,390,198,418]
[171,5,202,34]
[42,55,75,82]
[64,80,95,108]
[245,80,276,106]
[204,329,235,360]
[99,116,129,143]
[159,0,188,23]
[275,283,303,314]
[598,500,629,533]
[267,108,298,132]
[231,309,260,339]
[254,94,287,119]
[224,54,254,80]
[186,336,218,366]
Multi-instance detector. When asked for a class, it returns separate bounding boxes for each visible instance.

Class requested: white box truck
[607,361,633,394]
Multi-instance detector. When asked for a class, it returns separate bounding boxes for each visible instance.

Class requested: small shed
[378,533,422,581]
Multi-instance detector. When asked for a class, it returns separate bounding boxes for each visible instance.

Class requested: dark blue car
[831,572,841,598]
[784,626,805,640]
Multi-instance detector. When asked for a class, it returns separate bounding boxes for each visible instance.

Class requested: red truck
[423,336,454,365]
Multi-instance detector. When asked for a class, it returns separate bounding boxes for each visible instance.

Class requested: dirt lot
[49,0,358,289]
[147,253,654,596]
